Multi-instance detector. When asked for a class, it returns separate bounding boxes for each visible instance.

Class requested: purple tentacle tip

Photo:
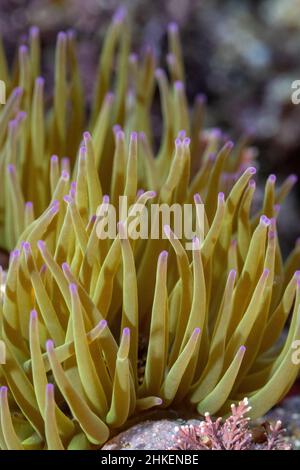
[268,174,276,183]
[57,31,67,42]
[67,29,76,40]
[174,81,184,91]
[116,129,125,141]
[63,195,72,204]
[194,327,201,335]
[83,131,91,141]
[210,128,221,139]
[113,6,126,24]
[274,203,281,213]
[22,241,31,251]
[37,240,46,251]
[123,327,130,336]
[50,199,59,209]
[225,140,234,150]
[260,215,270,226]
[7,164,15,174]
[229,269,237,278]
[288,174,298,184]
[62,262,70,272]
[13,86,23,97]
[240,345,246,353]
[40,264,47,275]
[30,26,39,37]
[50,200,60,211]
[36,76,45,87]
[49,204,59,215]
[248,166,256,175]
[19,44,28,55]
[160,250,169,260]
[102,195,110,204]
[99,319,107,329]
[46,383,54,393]
[178,130,186,139]
[129,53,137,64]
[155,68,164,80]
[175,137,182,147]
[113,124,121,133]
[136,189,144,198]
[11,249,20,259]
[168,22,178,33]
[30,310,38,320]
[46,339,54,351]
[69,283,77,294]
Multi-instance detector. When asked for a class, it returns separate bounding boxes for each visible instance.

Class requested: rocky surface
[102,419,182,450]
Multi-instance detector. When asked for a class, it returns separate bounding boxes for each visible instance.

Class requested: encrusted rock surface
[102,419,196,450]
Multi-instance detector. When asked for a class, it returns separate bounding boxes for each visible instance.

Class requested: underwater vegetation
[0,9,299,450]
[172,398,291,450]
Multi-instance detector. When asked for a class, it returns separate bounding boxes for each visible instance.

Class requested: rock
[102,419,194,450]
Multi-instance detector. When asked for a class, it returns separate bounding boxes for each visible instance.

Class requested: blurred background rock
[1,0,300,254]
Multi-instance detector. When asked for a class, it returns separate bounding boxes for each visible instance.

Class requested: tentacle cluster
[0,10,299,450]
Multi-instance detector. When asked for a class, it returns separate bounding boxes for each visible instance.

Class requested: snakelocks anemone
[0,9,299,450]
